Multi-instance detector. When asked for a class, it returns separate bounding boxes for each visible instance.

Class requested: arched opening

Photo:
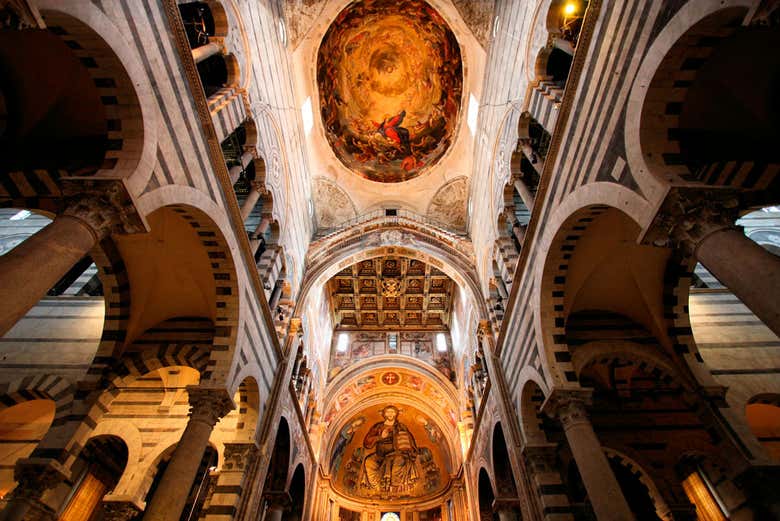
[232,376,261,442]
[639,6,780,194]
[198,53,230,98]
[284,464,306,521]
[492,423,520,519]
[179,1,227,49]
[0,27,106,174]
[546,0,589,50]
[262,417,291,509]
[58,435,129,521]
[478,468,496,521]
[0,399,55,497]
[546,47,573,87]
[745,397,780,462]
[606,454,662,521]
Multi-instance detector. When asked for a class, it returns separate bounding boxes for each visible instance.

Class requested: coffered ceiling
[326,256,454,330]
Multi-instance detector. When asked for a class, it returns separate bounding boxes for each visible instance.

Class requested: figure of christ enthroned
[360,405,420,496]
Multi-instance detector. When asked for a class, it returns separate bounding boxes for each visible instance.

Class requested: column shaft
[0,216,96,337]
[241,188,262,221]
[562,419,634,520]
[192,42,221,63]
[142,418,213,521]
[696,228,780,337]
[513,179,536,210]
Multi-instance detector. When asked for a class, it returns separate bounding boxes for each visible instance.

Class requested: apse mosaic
[330,404,450,500]
[317,0,463,182]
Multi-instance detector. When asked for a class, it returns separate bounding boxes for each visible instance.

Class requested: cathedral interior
[0,0,779,520]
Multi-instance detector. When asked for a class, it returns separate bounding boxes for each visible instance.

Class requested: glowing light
[436,332,447,352]
[564,2,577,15]
[336,332,349,353]
[9,210,30,221]
[301,96,313,135]
[467,93,479,136]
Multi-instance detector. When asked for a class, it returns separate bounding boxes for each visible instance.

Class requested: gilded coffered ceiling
[326,256,454,330]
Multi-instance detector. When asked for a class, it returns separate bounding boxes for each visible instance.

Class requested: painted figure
[361,405,419,494]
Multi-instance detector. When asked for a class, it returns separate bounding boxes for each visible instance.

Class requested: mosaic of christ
[317,0,463,183]
[331,405,449,500]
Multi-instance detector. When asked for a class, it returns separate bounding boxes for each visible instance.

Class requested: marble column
[263,491,292,521]
[0,186,140,340]
[192,42,221,63]
[0,460,68,521]
[542,390,635,521]
[696,227,780,336]
[241,183,266,221]
[250,215,272,254]
[513,178,536,210]
[646,189,780,337]
[229,151,255,185]
[142,387,233,521]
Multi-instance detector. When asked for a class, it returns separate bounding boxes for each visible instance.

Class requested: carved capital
[541,388,593,430]
[187,386,235,427]
[61,180,145,240]
[0,0,42,30]
[263,490,292,511]
[288,317,303,336]
[102,500,142,521]
[522,443,558,474]
[643,188,742,255]
[10,459,68,502]
[222,442,259,472]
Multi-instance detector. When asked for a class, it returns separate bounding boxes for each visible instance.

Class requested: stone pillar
[192,41,222,63]
[0,185,141,337]
[523,444,573,521]
[513,178,536,210]
[0,461,68,521]
[241,183,266,221]
[646,189,780,337]
[142,386,233,521]
[263,491,291,521]
[210,443,259,517]
[229,151,256,185]
[250,215,272,254]
[696,227,780,336]
[493,498,521,521]
[542,390,635,521]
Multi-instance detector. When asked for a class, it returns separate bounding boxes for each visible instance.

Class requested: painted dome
[317,0,463,183]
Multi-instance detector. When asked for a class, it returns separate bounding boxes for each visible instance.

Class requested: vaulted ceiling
[326,256,454,330]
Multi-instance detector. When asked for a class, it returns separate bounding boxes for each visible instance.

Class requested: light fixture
[564,2,577,15]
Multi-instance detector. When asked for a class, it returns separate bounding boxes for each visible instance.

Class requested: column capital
[541,388,593,429]
[643,187,742,255]
[186,386,235,427]
[522,443,558,473]
[493,497,522,512]
[477,320,493,339]
[0,1,43,30]
[288,317,303,336]
[12,458,68,500]
[222,442,259,472]
[263,490,292,511]
[102,499,143,521]
[61,180,145,240]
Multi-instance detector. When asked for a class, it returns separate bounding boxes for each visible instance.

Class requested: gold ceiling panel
[326,256,454,330]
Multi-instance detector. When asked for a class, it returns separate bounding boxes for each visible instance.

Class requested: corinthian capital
[12,458,68,500]
[223,442,259,472]
[541,388,593,430]
[187,386,235,427]
[643,187,742,255]
[61,180,145,240]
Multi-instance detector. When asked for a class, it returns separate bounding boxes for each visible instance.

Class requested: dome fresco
[317,0,463,183]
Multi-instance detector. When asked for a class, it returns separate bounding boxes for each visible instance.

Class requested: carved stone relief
[312,177,357,229]
[427,177,468,231]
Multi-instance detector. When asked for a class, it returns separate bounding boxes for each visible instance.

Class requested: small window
[385,208,398,216]
[336,332,349,353]
[436,333,447,352]
[388,333,398,351]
